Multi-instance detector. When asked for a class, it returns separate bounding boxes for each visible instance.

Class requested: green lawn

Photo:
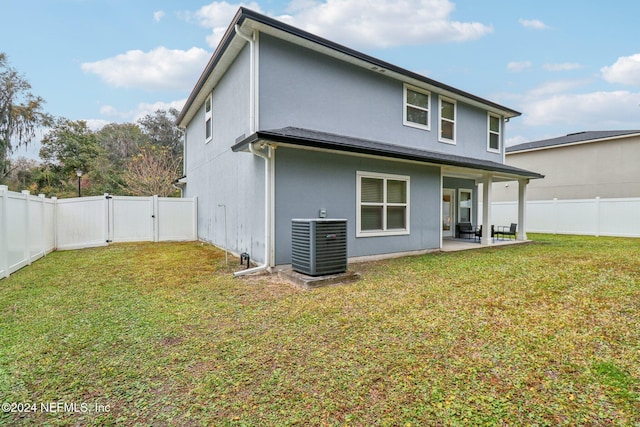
[1,235,639,426]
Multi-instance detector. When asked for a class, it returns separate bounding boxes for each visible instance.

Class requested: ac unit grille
[291,219,347,276]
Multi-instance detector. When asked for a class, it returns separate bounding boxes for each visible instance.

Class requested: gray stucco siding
[274,147,441,265]
[258,33,503,163]
[184,45,268,263]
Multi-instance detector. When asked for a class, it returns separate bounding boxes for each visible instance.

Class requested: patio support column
[517,179,528,241]
[481,174,493,245]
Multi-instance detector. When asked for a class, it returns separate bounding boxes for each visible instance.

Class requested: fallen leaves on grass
[1,235,639,426]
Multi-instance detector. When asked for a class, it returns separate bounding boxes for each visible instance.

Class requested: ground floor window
[357,171,410,237]
[458,188,472,223]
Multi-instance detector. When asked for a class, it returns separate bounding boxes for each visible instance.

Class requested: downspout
[235,24,256,133]
[502,117,509,165]
[234,24,273,277]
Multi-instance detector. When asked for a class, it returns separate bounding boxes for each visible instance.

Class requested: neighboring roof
[177,7,521,127]
[232,127,544,180]
[507,130,640,153]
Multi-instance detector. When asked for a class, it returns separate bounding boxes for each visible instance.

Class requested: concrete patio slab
[278,269,361,290]
[441,237,531,252]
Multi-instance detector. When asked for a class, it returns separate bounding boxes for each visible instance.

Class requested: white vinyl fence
[1,185,197,279]
[480,197,640,238]
[0,189,56,278]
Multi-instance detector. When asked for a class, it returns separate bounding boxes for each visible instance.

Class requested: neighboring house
[493,130,640,201]
[177,8,543,271]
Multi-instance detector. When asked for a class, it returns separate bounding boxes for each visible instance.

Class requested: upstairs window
[403,84,430,130]
[357,171,410,237]
[439,97,456,144]
[488,114,501,152]
[205,94,212,143]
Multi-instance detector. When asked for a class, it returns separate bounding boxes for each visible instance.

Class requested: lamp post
[76,169,83,197]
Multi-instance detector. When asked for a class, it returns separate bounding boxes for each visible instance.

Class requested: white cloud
[189,1,263,47]
[99,99,187,123]
[81,47,210,91]
[522,91,640,127]
[503,70,640,140]
[527,79,590,98]
[543,62,583,72]
[281,0,493,48]
[601,53,640,86]
[84,119,111,131]
[518,18,549,30]
[505,135,529,147]
[507,61,532,72]
[191,0,493,49]
[153,10,166,22]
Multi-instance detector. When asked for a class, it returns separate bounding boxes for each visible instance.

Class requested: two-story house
[177,8,543,272]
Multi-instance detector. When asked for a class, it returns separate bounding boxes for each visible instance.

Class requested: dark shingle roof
[507,130,640,153]
[178,7,521,126]
[233,127,544,179]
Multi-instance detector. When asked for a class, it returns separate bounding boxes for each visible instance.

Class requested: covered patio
[441,164,543,248]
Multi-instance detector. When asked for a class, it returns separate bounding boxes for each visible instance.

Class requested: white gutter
[233,24,273,277]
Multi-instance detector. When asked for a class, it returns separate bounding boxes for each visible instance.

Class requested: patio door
[442,188,455,237]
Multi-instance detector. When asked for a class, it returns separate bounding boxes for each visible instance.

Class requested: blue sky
[4,0,640,159]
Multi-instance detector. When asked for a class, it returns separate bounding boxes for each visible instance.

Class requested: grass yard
[0,235,639,426]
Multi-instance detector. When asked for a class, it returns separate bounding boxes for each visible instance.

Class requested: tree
[39,118,100,196]
[93,122,149,194]
[137,108,183,159]
[2,156,40,192]
[96,122,148,167]
[121,143,181,197]
[0,52,51,177]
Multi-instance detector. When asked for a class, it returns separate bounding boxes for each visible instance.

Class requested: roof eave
[177,8,248,127]
[233,130,543,180]
[179,8,521,127]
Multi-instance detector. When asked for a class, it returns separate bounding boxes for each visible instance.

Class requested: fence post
[552,198,558,234]
[104,194,112,243]
[153,195,159,242]
[1,185,8,278]
[595,196,601,237]
[192,196,198,241]
[39,194,46,258]
[52,197,58,250]
[22,190,31,266]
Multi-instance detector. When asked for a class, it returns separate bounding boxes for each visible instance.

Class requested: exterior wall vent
[291,219,347,276]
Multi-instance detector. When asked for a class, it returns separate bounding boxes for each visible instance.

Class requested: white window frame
[356,171,410,238]
[487,113,501,153]
[438,96,456,145]
[458,188,473,224]
[204,93,212,144]
[403,84,431,131]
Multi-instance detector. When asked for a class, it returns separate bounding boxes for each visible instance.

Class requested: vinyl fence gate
[56,194,198,250]
[1,187,197,278]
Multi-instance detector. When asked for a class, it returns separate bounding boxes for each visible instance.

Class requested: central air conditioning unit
[291,219,347,276]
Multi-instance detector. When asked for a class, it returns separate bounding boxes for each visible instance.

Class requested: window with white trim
[458,189,472,223]
[205,94,212,143]
[488,113,501,152]
[403,84,430,130]
[439,97,456,144]
[357,171,410,237]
